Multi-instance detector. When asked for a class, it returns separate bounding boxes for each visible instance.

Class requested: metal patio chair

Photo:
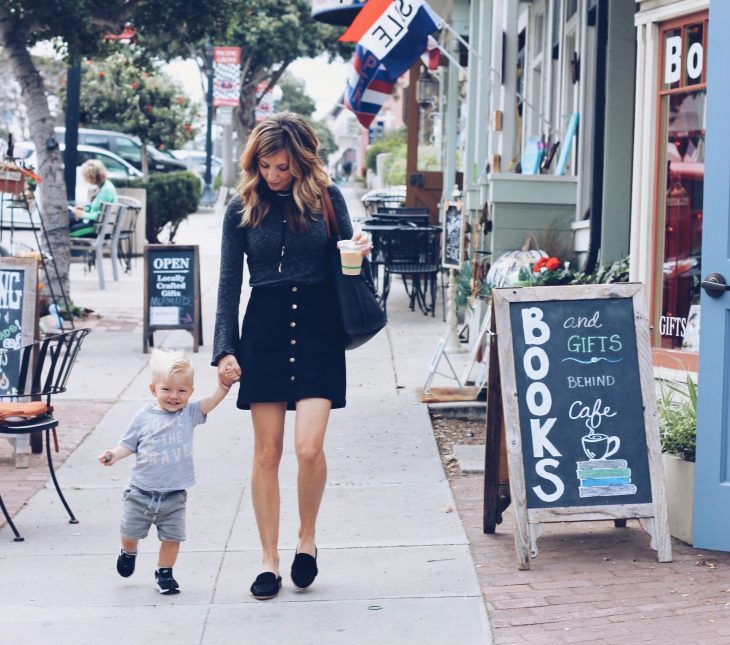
[0,328,91,541]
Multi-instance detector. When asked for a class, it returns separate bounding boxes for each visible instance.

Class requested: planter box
[662,453,695,544]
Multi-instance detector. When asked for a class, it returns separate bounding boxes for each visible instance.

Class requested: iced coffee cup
[337,240,365,275]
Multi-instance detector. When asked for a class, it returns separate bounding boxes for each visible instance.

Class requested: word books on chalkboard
[143,245,202,353]
[483,283,671,569]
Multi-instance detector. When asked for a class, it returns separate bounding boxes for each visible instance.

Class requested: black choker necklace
[275,190,291,197]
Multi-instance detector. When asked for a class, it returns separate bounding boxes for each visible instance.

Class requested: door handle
[701,272,730,298]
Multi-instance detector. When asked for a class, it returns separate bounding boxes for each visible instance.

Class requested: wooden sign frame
[0,257,38,349]
[0,257,39,464]
[143,245,203,353]
[483,283,671,569]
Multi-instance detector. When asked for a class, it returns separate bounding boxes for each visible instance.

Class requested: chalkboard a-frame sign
[483,283,671,569]
[0,257,38,397]
[442,199,463,269]
[143,245,202,353]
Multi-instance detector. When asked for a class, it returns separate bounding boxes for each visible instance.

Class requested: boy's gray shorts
[120,485,187,542]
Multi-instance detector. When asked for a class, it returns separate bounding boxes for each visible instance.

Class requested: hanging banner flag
[213,46,241,108]
[421,35,441,70]
[340,0,441,80]
[255,82,283,122]
[345,45,396,128]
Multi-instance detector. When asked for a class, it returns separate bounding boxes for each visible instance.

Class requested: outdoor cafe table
[361,223,442,314]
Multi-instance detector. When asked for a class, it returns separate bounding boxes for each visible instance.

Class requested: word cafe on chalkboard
[484,283,671,569]
[143,245,202,353]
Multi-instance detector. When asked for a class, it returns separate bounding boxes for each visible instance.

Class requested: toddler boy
[99,349,229,594]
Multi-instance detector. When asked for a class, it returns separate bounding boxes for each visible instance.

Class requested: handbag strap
[321,187,340,240]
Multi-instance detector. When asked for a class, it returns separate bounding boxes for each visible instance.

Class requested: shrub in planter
[116,171,201,243]
[658,376,697,462]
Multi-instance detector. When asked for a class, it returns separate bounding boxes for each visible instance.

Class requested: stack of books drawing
[576,459,637,498]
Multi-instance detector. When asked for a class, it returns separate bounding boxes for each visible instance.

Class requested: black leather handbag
[322,190,387,350]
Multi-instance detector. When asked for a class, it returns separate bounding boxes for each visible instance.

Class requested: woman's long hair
[238,112,330,230]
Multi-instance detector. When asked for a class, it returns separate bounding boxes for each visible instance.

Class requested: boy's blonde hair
[149,349,193,383]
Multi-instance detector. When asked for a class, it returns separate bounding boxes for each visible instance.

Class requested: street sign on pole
[213,47,241,108]
[216,107,233,126]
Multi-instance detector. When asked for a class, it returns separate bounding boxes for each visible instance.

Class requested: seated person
[69,159,117,238]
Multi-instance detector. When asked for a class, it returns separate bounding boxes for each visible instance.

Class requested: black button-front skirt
[236,282,346,410]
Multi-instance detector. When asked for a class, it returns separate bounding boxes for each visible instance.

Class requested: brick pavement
[451,474,730,644]
[0,400,112,523]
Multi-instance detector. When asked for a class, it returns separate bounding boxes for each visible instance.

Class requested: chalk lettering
[526,382,552,416]
[566,334,622,353]
[533,459,564,503]
[567,375,616,388]
[522,307,550,345]
[569,398,617,432]
[530,418,560,458]
[563,311,602,329]
[523,346,549,380]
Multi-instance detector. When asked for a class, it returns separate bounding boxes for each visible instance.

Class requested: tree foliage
[277,72,336,164]
[278,73,316,117]
[207,0,352,149]
[78,53,197,175]
[1,0,233,62]
[309,118,336,165]
[0,0,230,295]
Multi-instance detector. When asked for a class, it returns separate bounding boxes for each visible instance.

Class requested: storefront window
[656,15,707,353]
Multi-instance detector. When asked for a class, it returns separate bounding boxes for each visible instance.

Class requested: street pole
[200,41,215,206]
[64,63,81,202]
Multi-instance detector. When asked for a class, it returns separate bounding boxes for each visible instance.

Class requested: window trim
[649,10,709,355]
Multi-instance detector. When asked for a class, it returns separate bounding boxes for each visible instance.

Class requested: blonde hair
[80,159,107,186]
[149,349,193,384]
[237,111,331,231]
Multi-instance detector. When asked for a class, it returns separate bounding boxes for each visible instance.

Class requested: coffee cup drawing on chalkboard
[577,432,637,498]
[581,432,620,461]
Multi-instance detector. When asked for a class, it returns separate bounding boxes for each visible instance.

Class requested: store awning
[311,0,366,26]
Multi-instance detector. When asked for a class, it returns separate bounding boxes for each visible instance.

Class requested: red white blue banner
[341,0,441,128]
[345,45,396,128]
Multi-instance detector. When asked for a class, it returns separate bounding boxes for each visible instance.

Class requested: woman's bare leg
[250,402,287,575]
[294,398,331,556]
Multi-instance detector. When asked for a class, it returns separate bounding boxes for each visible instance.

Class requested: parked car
[171,149,223,181]
[14,142,143,182]
[54,127,187,174]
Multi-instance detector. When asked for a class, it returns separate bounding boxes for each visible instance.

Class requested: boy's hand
[98,445,132,465]
[98,450,115,466]
[218,354,241,388]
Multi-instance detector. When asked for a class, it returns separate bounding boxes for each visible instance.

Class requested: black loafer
[250,572,282,600]
[291,549,318,589]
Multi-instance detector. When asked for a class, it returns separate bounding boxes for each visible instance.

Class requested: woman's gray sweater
[211,184,353,366]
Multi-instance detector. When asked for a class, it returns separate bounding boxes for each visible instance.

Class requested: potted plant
[658,376,697,544]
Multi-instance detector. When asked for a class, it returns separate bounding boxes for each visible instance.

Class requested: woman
[212,112,370,600]
[69,159,117,237]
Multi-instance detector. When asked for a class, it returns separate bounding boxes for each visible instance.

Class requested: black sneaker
[155,568,180,595]
[116,549,137,578]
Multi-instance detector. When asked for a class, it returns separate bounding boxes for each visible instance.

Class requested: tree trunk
[140,144,150,182]
[234,82,258,159]
[0,10,70,303]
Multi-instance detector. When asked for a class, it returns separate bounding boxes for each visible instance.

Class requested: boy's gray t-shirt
[120,401,206,492]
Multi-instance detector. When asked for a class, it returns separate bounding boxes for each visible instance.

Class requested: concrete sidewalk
[0,187,492,644]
